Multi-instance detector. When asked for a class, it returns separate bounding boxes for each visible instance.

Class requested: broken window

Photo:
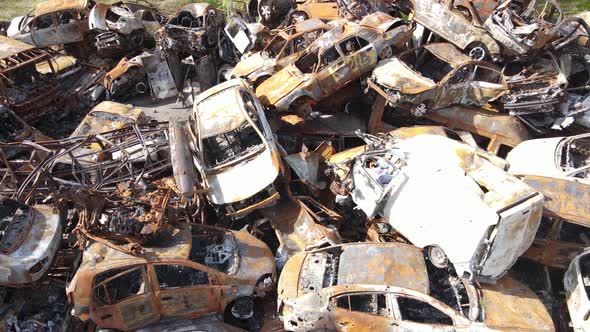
[411,49,454,82]
[264,35,288,58]
[334,293,389,317]
[200,90,265,168]
[396,296,454,325]
[295,50,319,74]
[339,36,369,55]
[560,135,590,174]
[57,11,75,24]
[93,266,148,306]
[320,46,340,67]
[154,264,209,289]
[34,15,53,30]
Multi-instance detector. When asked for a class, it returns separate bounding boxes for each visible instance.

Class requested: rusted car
[70,101,150,137]
[410,0,501,60]
[7,0,92,48]
[328,133,544,282]
[507,133,590,226]
[191,79,282,218]
[0,36,61,121]
[103,50,177,101]
[290,0,341,23]
[565,248,590,331]
[256,12,413,114]
[368,43,507,116]
[66,223,276,330]
[277,242,555,331]
[89,2,168,57]
[155,3,225,55]
[0,197,63,286]
[232,18,333,87]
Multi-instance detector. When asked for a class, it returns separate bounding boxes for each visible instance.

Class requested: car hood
[481,277,554,331]
[256,64,305,106]
[205,147,280,204]
[372,58,436,94]
[233,52,272,78]
[507,137,563,178]
[232,230,276,283]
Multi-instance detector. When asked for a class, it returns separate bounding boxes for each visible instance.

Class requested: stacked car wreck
[1,0,590,330]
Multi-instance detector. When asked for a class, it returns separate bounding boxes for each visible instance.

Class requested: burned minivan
[0,36,60,121]
[191,79,282,218]
[328,133,544,282]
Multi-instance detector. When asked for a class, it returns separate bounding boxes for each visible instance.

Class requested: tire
[224,297,263,330]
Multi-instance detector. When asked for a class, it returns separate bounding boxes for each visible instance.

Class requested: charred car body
[256,12,413,114]
[191,79,282,218]
[278,242,554,331]
[328,133,544,282]
[232,18,332,87]
[67,223,275,330]
[368,43,507,116]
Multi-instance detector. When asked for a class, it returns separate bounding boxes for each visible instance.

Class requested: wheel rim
[231,298,254,319]
[429,246,449,269]
[412,103,428,117]
[469,46,485,61]
[260,6,271,20]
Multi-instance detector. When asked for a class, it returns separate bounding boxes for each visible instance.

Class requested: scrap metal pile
[1,0,590,330]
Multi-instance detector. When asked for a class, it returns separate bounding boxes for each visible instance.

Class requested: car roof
[0,36,35,60]
[35,0,89,16]
[332,242,430,294]
[79,224,192,271]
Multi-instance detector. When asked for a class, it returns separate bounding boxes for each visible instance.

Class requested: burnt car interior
[0,198,33,255]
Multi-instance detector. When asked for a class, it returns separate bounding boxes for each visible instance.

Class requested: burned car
[89,2,168,57]
[156,3,225,56]
[256,12,413,114]
[67,223,276,330]
[368,43,507,116]
[70,101,150,137]
[232,18,332,87]
[328,133,544,282]
[410,0,501,60]
[7,0,92,48]
[507,133,590,225]
[0,197,63,285]
[0,36,61,121]
[191,79,282,218]
[277,242,555,331]
[565,248,590,332]
[289,0,341,23]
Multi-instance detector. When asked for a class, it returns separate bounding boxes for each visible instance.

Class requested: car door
[436,64,474,109]
[53,10,85,45]
[315,45,349,97]
[464,65,507,105]
[391,294,469,332]
[91,265,160,330]
[329,292,397,331]
[29,13,59,47]
[153,263,220,318]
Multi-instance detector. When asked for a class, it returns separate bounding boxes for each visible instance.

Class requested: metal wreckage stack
[0,0,590,330]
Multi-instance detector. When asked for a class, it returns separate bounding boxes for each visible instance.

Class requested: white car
[330,133,544,282]
[191,79,282,218]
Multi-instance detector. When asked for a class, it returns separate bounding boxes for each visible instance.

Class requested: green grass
[562,0,590,15]
[0,0,223,20]
[0,0,588,21]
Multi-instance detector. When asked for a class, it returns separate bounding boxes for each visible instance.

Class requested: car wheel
[290,11,308,24]
[230,297,254,320]
[467,43,487,61]
[379,46,393,60]
[427,245,449,269]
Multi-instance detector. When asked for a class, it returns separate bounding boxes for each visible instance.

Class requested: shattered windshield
[263,35,288,58]
[560,135,590,175]
[198,89,265,169]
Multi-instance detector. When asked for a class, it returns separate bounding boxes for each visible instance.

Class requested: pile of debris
[1,0,590,330]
